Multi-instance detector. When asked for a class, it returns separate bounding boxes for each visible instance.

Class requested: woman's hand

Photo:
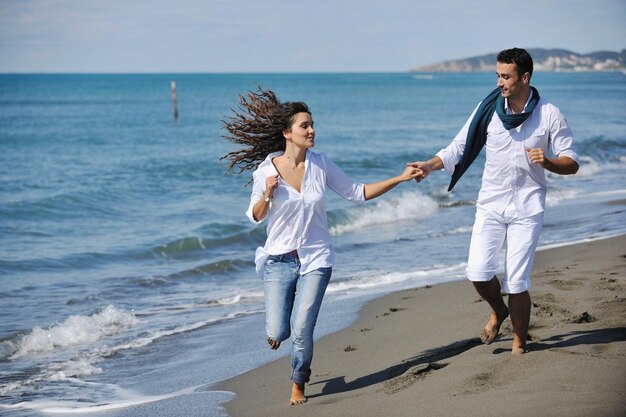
[399,165,423,182]
[252,175,279,222]
[265,175,279,198]
[364,166,422,200]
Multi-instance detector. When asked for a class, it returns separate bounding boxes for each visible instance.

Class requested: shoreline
[218,234,626,417]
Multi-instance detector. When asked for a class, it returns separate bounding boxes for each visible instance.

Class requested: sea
[1,72,625,416]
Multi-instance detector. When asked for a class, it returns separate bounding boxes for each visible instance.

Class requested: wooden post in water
[171,80,179,121]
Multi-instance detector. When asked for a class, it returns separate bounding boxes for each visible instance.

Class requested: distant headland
[411,48,626,73]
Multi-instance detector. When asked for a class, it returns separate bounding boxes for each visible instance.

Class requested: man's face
[496,62,529,100]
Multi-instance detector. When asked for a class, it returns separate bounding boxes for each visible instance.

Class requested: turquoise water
[1,72,625,416]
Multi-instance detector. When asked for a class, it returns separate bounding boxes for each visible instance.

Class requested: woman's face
[284,112,315,149]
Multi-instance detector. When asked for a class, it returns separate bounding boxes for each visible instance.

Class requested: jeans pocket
[265,255,280,265]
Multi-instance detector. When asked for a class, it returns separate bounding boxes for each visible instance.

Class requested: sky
[0,0,624,73]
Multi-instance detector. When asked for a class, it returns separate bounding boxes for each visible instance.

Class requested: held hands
[399,165,423,182]
[407,161,434,183]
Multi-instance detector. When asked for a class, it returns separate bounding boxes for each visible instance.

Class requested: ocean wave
[94,311,258,357]
[134,290,264,317]
[327,263,467,293]
[546,188,581,207]
[329,190,439,235]
[1,188,129,219]
[47,357,103,380]
[438,200,476,208]
[572,156,601,177]
[0,310,261,397]
[0,384,228,415]
[8,305,137,359]
[428,225,473,238]
[577,137,626,161]
[135,258,256,287]
[206,293,263,306]
[153,228,264,259]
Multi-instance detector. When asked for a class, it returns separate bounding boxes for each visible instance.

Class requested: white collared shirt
[436,95,579,217]
[246,150,365,276]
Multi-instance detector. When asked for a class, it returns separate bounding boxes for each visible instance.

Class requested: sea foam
[572,156,601,177]
[330,190,439,235]
[327,262,467,294]
[11,305,137,359]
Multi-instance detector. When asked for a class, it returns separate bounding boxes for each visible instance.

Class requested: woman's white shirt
[246,150,365,276]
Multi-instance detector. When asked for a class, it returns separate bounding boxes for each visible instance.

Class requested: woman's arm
[363,165,422,201]
[251,175,278,222]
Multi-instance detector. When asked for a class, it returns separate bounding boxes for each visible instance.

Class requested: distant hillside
[411,48,626,73]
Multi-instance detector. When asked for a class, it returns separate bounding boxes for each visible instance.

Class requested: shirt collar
[258,150,284,169]
[504,88,533,114]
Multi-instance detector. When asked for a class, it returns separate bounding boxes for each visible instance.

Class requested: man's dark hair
[497,48,533,79]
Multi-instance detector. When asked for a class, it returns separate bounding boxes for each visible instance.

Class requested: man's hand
[407,161,434,182]
[525,147,546,167]
[525,147,580,175]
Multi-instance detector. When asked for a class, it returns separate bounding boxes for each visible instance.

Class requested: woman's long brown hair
[221,87,310,175]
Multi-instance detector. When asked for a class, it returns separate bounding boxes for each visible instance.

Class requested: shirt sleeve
[322,154,365,203]
[245,169,266,224]
[436,104,480,174]
[548,107,579,165]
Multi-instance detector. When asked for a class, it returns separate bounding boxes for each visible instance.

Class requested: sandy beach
[219,234,626,417]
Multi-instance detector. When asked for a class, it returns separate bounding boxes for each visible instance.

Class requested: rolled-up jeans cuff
[291,369,311,384]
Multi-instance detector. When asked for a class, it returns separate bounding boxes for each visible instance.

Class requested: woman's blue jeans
[263,253,332,385]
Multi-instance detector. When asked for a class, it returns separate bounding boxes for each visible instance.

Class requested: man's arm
[526,147,579,175]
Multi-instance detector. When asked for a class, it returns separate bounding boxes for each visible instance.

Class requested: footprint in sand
[570,311,596,323]
[547,279,583,291]
[532,301,571,318]
[593,276,622,292]
[381,307,405,317]
[383,363,449,394]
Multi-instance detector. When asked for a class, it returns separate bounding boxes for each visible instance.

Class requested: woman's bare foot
[480,306,509,345]
[267,337,280,350]
[289,382,307,406]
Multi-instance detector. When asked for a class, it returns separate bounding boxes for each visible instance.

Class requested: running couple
[221,47,579,405]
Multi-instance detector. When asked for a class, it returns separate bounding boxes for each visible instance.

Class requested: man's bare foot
[267,337,280,350]
[289,382,307,406]
[511,345,528,355]
[480,306,509,345]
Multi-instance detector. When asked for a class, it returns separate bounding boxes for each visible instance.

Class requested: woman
[221,87,421,406]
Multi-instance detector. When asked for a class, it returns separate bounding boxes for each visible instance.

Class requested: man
[410,48,579,354]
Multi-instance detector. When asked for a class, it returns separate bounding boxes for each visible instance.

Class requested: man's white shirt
[437,94,579,217]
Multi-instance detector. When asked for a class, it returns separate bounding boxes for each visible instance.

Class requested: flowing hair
[221,86,310,175]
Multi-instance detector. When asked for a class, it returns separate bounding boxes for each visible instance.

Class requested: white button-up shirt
[436,94,579,217]
[246,150,365,276]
